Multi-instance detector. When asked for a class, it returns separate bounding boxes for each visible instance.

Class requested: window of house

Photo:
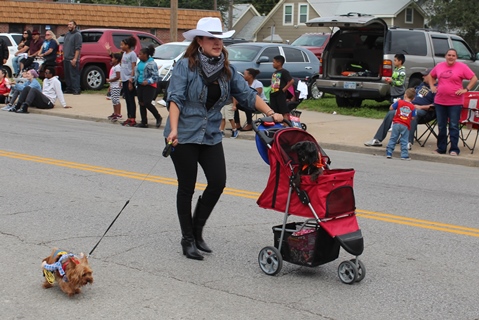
[405,8,414,24]
[298,4,308,24]
[9,24,25,34]
[284,4,293,25]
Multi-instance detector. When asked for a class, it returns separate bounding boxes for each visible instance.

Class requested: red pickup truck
[54,29,163,91]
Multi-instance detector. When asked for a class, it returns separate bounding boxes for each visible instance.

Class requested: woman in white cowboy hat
[164,17,283,261]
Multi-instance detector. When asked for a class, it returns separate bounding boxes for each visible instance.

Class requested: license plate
[344,81,357,89]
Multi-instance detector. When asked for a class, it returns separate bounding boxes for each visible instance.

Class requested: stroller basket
[273,221,340,267]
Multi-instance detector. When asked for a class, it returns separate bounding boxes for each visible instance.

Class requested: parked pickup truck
[306,13,479,107]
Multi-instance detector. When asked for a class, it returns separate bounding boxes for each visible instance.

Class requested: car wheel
[308,81,324,99]
[81,65,105,90]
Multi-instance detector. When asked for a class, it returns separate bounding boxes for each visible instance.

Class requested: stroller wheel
[350,258,366,282]
[258,246,282,276]
[301,123,307,131]
[338,260,358,284]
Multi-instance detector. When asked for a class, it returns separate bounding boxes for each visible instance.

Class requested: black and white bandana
[198,50,225,84]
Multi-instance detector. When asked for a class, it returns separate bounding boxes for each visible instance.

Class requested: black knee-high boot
[178,212,203,260]
[193,196,213,253]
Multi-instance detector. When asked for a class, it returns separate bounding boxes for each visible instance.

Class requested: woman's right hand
[167,130,179,147]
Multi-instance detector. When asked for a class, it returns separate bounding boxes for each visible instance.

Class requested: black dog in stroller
[253,117,365,284]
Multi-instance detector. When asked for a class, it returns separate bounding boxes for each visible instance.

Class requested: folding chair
[459,92,479,154]
[415,109,437,147]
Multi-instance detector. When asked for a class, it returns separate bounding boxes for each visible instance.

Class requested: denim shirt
[134,57,159,86]
[164,58,258,145]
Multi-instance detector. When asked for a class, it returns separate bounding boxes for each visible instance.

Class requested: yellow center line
[2,149,479,238]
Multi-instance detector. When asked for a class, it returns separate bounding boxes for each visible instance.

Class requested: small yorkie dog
[42,248,93,297]
[291,141,324,183]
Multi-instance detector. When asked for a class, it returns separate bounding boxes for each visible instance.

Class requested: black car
[226,42,320,97]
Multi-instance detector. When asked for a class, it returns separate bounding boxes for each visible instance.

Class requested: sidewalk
[25,93,479,168]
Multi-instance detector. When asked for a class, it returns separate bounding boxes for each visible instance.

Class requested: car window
[138,35,162,49]
[283,47,306,62]
[451,39,473,60]
[227,45,261,62]
[261,47,280,61]
[111,34,134,50]
[431,36,449,57]
[81,32,103,43]
[0,36,12,46]
[388,31,427,56]
[154,44,186,60]
[12,34,22,45]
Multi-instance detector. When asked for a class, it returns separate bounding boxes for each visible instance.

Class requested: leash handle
[88,200,130,257]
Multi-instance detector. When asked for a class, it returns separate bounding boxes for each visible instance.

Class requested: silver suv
[306,13,479,107]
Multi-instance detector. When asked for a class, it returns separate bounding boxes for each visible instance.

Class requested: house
[238,0,426,43]
[0,0,220,42]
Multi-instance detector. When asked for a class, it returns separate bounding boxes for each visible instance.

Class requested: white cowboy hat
[183,17,235,41]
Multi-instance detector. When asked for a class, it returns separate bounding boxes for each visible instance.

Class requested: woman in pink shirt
[427,48,477,156]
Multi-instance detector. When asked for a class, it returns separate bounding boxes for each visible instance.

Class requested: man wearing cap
[63,20,82,95]
[364,69,436,150]
[19,30,43,71]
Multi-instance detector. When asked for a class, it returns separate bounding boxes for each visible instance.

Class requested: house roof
[235,16,267,41]
[0,0,220,29]
[308,0,425,18]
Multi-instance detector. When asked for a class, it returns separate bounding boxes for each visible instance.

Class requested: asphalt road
[1,112,479,320]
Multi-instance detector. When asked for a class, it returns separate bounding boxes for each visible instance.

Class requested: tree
[423,0,479,51]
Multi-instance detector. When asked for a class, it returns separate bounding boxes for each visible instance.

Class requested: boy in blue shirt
[386,87,416,160]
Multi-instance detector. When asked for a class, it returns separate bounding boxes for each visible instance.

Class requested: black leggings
[170,142,226,218]
[137,85,161,124]
[123,80,137,119]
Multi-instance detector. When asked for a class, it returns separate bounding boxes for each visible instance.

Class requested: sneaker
[122,119,136,127]
[386,153,392,159]
[2,104,13,111]
[231,129,239,139]
[364,139,382,147]
[135,123,148,128]
[111,114,122,122]
[408,142,412,150]
[107,113,116,120]
[124,120,137,127]
[401,157,411,161]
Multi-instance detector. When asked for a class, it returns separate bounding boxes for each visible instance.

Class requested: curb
[28,108,479,168]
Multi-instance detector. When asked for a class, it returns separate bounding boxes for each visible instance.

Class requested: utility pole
[170,0,178,42]
[214,0,217,10]
[228,0,233,31]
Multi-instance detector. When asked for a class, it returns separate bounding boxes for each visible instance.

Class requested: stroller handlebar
[253,116,293,147]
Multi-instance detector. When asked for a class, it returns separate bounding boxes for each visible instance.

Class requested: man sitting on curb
[364,69,435,150]
[10,66,71,113]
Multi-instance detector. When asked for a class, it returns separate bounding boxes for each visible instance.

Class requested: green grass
[82,87,109,95]
[299,94,391,119]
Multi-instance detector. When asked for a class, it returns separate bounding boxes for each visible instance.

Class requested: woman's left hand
[455,88,468,96]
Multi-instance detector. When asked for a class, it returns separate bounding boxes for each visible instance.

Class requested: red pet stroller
[254,118,365,284]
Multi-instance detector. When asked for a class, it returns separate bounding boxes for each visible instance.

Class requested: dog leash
[88,154,163,257]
